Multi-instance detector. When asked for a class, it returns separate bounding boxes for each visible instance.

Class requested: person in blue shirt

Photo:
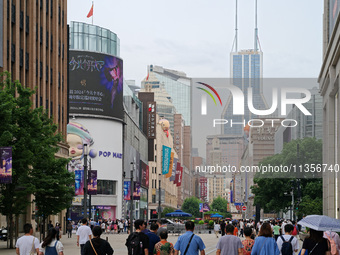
[251,222,279,255]
[174,221,206,255]
[146,223,161,254]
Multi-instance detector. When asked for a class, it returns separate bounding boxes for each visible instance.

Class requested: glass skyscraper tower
[221,50,268,135]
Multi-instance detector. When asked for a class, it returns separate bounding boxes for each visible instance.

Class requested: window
[97,180,117,195]
[11,4,15,24]
[26,16,29,34]
[20,11,24,30]
[19,49,23,67]
[152,195,156,203]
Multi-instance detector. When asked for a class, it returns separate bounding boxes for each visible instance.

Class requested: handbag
[89,239,99,255]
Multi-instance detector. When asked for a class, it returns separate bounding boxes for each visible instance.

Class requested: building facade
[319,0,340,218]
[0,0,68,230]
[68,22,124,220]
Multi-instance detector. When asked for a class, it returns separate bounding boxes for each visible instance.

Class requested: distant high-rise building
[141,65,191,126]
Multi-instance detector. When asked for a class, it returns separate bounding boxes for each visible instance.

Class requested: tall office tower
[0,0,68,229]
[0,0,68,138]
[222,49,267,135]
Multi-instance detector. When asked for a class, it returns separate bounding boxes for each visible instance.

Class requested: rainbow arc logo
[196,82,222,106]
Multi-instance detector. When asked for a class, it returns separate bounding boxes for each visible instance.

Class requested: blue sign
[162,145,172,175]
[234,203,244,206]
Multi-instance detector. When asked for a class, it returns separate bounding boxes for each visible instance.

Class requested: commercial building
[68,22,124,220]
[0,0,68,229]
[274,87,323,154]
[319,0,340,218]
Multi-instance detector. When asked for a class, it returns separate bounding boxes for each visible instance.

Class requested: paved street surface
[0,231,303,255]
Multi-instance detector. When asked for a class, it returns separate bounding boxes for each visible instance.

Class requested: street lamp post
[83,144,88,219]
[158,174,161,220]
[130,162,134,233]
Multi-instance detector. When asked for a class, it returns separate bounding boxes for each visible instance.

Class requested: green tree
[211,196,229,213]
[0,73,74,247]
[161,207,175,218]
[181,197,202,218]
[251,137,322,215]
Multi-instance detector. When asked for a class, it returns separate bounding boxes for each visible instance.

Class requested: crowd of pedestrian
[14,217,340,255]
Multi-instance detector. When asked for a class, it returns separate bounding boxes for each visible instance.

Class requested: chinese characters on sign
[147,102,156,139]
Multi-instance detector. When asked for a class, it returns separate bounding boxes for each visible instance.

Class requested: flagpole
[92,1,94,25]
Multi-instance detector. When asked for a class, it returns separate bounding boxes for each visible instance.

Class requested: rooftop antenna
[254,0,258,52]
[235,0,238,52]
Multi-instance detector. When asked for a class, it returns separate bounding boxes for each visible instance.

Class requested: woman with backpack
[300,229,330,255]
[83,226,114,255]
[250,223,280,255]
[39,228,64,255]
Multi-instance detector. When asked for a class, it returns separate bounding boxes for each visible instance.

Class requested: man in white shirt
[76,218,92,255]
[276,224,299,255]
[16,223,40,255]
[214,221,221,238]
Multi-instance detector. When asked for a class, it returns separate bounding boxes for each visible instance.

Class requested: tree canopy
[251,137,322,216]
[0,73,74,246]
[181,197,202,217]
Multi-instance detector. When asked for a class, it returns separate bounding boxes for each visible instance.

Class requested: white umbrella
[298,215,340,232]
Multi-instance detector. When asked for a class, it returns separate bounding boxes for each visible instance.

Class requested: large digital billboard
[69,50,124,120]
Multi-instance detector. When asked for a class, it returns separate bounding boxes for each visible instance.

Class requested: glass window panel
[79,22,83,33]
[79,34,84,49]
[84,24,89,33]
[73,23,78,32]
[89,34,96,51]
[74,34,78,49]
[89,25,96,34]
[84,35,89,51]
[102,38,108,54]
[102,29,108,38]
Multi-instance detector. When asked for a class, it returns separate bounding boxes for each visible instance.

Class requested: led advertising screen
[69,50,124,120]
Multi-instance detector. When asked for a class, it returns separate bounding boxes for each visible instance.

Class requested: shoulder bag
[89,239,99,255]
[183,234,195,255]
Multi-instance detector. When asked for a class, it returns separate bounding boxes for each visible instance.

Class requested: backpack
[325,233,340,255]
[280,236,294,255]
[127,232,142,255]
[45,241,58,255]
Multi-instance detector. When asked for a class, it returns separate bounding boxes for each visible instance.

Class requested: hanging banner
[0,147,12,184]
[88,170,97,195]
[165,152,174,178]
[75,170,84,196]
[162,146,172,175]
[124,181,131,200]
[203,203,210,212]
[140,161,149,188]
[170,158,178,182]
[133,181,141,200]
[176,166,183,187]
[199,203,203,212]
[174,162,181,184]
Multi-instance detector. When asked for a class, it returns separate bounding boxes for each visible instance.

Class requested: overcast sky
[68,0,323,85]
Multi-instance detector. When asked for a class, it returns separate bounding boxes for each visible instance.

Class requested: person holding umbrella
[298,215,338,255]
[300,229,330,255]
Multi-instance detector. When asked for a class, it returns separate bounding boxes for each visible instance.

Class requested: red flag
[87,4,93,18]
[146,72,149,81]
